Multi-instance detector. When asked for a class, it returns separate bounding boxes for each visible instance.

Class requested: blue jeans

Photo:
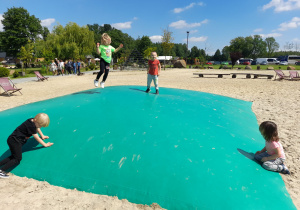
[254,151,285,172]
[147,74,158,90]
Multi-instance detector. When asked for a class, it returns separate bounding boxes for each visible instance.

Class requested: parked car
[260,61,268,65]
[295,61,300,65]
[267,58,280,65]
[206,62,212,65]
[279,61,288,65]
[242,61,250,65]
[214,61,221,65]
[221,61,229,65]
[251,60,257,65]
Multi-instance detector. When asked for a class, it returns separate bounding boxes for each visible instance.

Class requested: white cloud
[259,33,282,38]
[0,14,4,31]
[173,2,204,13]
[41,18,56,28]
[183,36,208,42]
[169,19,208,29]
[111,21,132,29]
[292,38,300,42]
[278,17,300,31]
[262,0,300,12]
[150,35,163,43]
[189,30,198,34]
[254,28,263,32]
[133,17,138,20]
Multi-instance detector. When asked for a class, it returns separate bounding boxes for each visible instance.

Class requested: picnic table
[193,73,231,78]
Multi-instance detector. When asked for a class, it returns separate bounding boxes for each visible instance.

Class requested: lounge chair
[34,71,49,81]
[274,70,290,80]
[289,71,300,80]
[0,77,22,96]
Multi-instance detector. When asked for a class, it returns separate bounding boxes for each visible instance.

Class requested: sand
[0,69,299,209]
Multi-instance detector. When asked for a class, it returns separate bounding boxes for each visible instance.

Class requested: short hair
[101,33,111,45]
[34,113,50,127]
[259,121,279,142]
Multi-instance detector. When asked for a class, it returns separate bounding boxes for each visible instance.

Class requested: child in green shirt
[94,33,123,88]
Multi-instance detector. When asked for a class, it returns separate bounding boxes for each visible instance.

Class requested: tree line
[0,7,299,67]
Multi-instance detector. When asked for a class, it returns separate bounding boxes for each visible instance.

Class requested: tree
[213,49,222,61]
[230,52,242,68]
[18,41,35,71]
[250,35,267,59]
[44,22,95,60]
[0,7,42,56]
[41,27,50,41]
[161,28,174,69]
[136,36,152,55]
[265,37,279,58]
[144,47,157,59]
[190,46,200,58]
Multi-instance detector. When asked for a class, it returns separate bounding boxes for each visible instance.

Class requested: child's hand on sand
[45,142,54,147]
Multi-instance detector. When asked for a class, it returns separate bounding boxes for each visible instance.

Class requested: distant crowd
[49,58,82,76]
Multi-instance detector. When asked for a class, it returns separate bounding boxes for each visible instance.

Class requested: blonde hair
[34,113,50,127]
[101,33,111,45]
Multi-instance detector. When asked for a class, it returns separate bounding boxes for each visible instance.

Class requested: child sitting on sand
[145,51,161,94]
[254,121,290,174]
[0,113,53,178]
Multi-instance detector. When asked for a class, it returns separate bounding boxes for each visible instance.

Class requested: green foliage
[13,71,19,78]
[18,41,35,69]
[136,36,152,55]
[190,46,201,58]
[265,37,279,58]
[0,67,9,77]
[144,47,157,59]
[36,22,95,61]
[161,28,174,56]
[1,7,42,56]
[89,63,95,70]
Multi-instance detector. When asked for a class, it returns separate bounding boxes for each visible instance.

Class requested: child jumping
[94,33,123,88]
[0,113,53,178]
[254,121,290,174]
[145,51,161,94]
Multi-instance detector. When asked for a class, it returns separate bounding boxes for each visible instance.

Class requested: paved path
[12,70,100,84]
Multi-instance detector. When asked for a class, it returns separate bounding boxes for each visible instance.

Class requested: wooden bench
[253,74,274,79]
[193,73,230,78]
[231,73,253,78]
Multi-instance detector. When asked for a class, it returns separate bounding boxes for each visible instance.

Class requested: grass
[187,64,300,70]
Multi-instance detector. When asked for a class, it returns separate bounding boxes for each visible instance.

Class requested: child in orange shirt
[145,52,161,94]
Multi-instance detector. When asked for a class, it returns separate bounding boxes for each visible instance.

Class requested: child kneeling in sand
[0,113,53,178]
[255,121,290,174]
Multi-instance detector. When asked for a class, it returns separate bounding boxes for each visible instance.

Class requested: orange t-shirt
[148,59,160,75]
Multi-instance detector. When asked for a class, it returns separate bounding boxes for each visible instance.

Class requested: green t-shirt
[99,45,115,63]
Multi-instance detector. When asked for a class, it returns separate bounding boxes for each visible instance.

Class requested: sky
[0,0,300,55]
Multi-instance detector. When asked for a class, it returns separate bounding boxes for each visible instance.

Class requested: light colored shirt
[266,141,285,158]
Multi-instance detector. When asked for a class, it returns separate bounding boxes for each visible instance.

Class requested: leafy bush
[16,63,22,68]
[13,71,19,78]
[0,67,9,77]
[89,63,95,70]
